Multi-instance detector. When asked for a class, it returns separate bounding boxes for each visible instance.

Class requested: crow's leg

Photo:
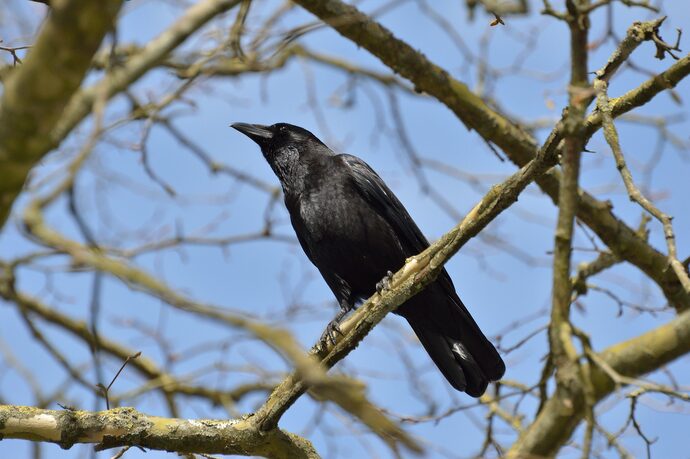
[318,300,352,349]
[376,270,394,294]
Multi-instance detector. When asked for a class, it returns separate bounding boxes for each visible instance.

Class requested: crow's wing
[339,152,467,299]
[338,154,429,256]
[339,152,463,294]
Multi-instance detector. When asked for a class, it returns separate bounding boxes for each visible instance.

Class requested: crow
[232,122,505,396]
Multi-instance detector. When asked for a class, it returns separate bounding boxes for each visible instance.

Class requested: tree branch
[508,306,690,456]
[0,405,318,458]
[0,0,124,228]
[547,3,594,456]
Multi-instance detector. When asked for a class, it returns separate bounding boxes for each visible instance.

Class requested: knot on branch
[631,16,683,60]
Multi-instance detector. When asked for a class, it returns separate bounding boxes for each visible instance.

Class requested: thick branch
[0,0,123,228]
[0,405,318,458]
[550,0,590,366]
[547,3,594,456]
[509,306,690,456]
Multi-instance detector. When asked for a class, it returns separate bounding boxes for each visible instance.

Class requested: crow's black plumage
[232,122,505,396]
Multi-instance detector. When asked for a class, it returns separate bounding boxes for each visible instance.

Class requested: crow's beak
[231,123,273,145]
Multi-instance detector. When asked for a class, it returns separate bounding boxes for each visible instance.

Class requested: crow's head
[232,122,331,190]
[231,122,325,153]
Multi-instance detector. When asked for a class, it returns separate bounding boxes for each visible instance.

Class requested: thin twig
[98,352,142,410]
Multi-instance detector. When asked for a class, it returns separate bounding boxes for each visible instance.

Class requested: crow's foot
[317,303,351,351]
[376,270,394,294]
[318,320,345,350]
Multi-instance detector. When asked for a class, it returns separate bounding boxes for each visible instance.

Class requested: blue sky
[1,0,689,458]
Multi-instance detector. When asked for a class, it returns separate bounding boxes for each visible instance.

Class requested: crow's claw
[317,302,351,350]
[376,270,394,294]
[318,320,344,350]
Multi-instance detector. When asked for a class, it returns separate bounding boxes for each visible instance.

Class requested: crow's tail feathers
[407,302,505,397]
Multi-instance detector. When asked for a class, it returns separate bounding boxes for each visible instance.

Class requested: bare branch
[0,405,319,458]
[0,0,123,227]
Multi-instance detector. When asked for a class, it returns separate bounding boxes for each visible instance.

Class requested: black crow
[232,122,505,396]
